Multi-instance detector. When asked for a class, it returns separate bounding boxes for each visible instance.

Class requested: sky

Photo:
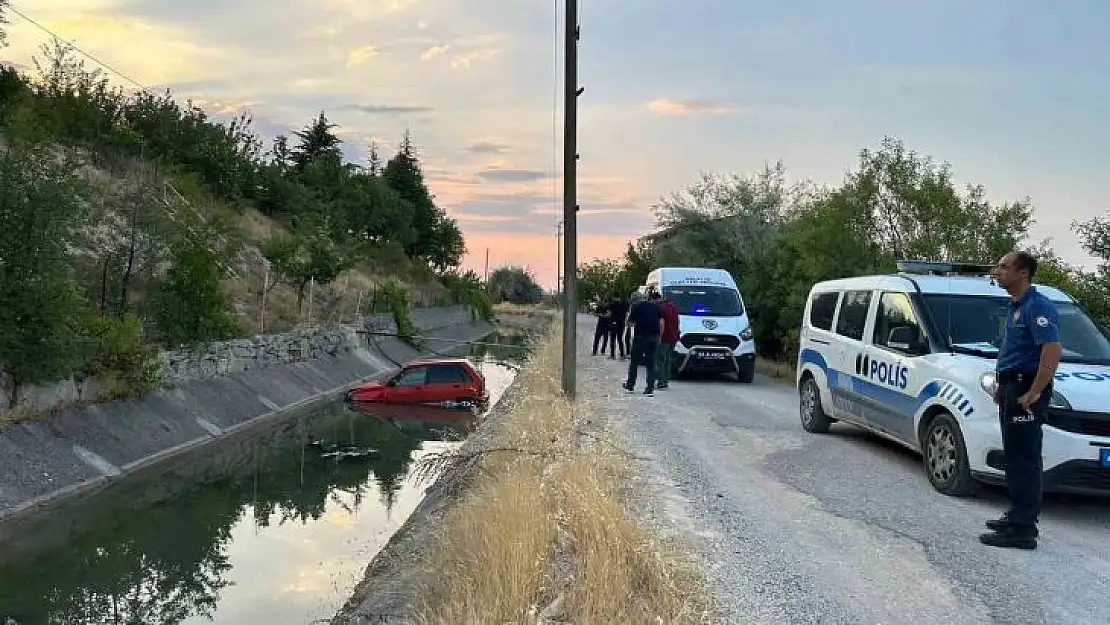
[3,0,1109,289]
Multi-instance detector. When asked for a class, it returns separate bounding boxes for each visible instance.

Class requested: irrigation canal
[0,331,530,625]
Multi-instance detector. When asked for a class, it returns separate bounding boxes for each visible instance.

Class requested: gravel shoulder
[575,314,1110,625]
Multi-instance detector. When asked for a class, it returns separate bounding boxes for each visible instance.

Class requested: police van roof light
[896,260,994,277]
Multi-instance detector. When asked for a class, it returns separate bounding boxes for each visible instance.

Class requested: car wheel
[799,377,833,433]
[735,365,755,384]
[922,413,979,496]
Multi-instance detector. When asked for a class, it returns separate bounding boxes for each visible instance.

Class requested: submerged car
[345,357,489,410]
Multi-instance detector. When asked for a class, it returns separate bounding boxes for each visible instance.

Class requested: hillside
[0,37,489,407]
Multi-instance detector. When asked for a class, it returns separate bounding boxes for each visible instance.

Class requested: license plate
[697,352,728,360]
[1101,448,1110,468]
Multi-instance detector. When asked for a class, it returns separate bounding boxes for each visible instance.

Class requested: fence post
[307,277,315,324]
[260,264,269,334]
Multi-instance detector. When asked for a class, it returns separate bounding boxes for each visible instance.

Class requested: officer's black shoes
[621,382,634,392]
[643,386,654,396]
[985,513,1039,537]
[656,381,669,389]
[984,513,1010,531]
[979,529,1037,550]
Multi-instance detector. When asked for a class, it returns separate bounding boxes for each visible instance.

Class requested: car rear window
[427,364,470,383]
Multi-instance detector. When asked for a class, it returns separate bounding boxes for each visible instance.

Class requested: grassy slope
[73,154,449,339]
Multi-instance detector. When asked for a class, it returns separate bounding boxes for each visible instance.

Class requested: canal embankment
[0,305,495,529]
[333,314,713,625]
[0,352,524,624]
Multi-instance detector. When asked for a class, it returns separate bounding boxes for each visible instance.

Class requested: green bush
[378,279,420,347]
[440,270,493,321]
[83,313,163,399]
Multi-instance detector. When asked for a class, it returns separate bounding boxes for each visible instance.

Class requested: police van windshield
[662,286,744,316]
[922,294,1110,365]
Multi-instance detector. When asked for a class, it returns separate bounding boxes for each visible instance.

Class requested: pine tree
[270,134,292,172]
[383,130,441,258]
[291,111,341,171]
[367,140,382,175]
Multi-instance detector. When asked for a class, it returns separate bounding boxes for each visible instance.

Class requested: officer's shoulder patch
[1035,315,1049,327]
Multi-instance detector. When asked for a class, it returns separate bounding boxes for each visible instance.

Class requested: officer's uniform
[994,285,1059,538]
[592,302,611,355]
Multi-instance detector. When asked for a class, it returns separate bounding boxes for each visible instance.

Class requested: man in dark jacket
[591,299,611,355]
[622,288,663,395]
[655,293,680,388]
[607,295,628,359]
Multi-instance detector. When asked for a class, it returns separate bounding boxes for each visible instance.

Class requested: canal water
[0,332,531,625]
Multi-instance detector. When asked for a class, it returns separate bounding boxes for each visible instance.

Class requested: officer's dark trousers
[592,319,611,354]
[998,370,1051,534]
[609,322,626,357]
[626,334,658,390]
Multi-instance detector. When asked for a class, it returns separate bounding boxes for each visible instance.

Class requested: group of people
[591,288,680,395]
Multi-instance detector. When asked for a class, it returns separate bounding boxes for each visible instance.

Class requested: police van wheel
[735,365,755,384]
[923,413,979,496]
[799,377,832,433]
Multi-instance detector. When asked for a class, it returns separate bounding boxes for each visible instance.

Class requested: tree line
[0,32,481,406]
[577,136,1110,362]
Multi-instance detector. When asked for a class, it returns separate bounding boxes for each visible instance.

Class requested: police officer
[981,251,1062,550]
[622,288,663,395]
[607,295,629,360]
[591,298,611,356]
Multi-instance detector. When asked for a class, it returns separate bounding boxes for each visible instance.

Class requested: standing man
[622,290,644,361]
[591,299,611,356]
[655,291,680,389]
[981,251,1062,550]
[607,295,628,360]
[623,288,664,395]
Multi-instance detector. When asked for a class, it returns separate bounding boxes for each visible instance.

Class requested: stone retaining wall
[0,305,479,415]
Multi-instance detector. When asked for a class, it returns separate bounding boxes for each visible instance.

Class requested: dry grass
[493,302,559,323]
[756,357,796,383]
[239,206,290,243]
[223,209,449,335]
[411,318,712,624]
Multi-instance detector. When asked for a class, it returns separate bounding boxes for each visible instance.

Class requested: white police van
[643,267,757,383]
[796,260,1110,496]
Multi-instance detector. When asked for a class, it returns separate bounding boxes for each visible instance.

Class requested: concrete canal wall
[0,305,495,526]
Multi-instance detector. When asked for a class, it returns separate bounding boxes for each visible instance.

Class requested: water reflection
[0,349,522,625]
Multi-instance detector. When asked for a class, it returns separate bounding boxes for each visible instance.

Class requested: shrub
[83,313,163,399]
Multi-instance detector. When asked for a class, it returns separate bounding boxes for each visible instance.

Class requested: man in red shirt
[655,292,680,389]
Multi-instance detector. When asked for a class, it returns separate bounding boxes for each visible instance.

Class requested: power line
[7,3,151,94]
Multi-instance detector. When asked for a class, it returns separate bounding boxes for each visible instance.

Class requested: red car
[345,357,489,410]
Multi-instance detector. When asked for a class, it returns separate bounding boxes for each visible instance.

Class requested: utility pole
[484,247,489,283]
[561,0,580,399]
[556,220,563,298]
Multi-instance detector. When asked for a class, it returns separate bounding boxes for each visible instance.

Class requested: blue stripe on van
[799,348,952,418]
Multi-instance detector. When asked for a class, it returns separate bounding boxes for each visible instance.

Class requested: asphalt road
[575,315,1110,625]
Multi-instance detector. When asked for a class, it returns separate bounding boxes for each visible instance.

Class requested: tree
[338,168,417,248]
[384,131,441,259]
[151,234,241,347]
[426,215,466,273]
[577,259,626,305]
[260,228,356,312]
[588,136,1069,362]
[291,111,341,171]
[0,146,91,402]
[486,266,544,305]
